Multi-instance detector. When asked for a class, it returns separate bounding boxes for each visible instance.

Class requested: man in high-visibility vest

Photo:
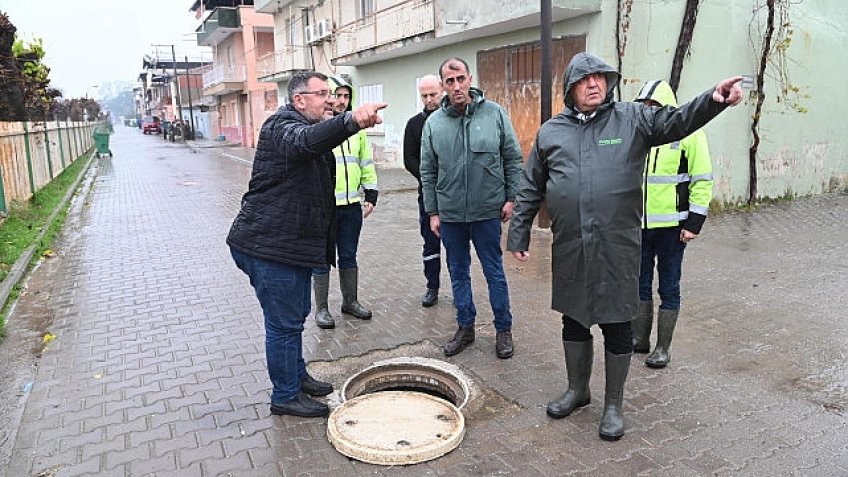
[312,76,379,329]
[632,79,714,369]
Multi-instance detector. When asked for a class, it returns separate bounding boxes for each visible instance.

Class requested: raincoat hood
[563,52,620,109]
[328,76,354,112]
[439,86,486,117]
[634,80,679,108]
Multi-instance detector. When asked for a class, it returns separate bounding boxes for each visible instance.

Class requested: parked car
[142,116,161,134]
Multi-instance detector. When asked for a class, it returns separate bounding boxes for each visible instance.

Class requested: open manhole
[327,357,472,465]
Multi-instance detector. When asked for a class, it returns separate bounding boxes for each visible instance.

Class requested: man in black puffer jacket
[227,71,386,418]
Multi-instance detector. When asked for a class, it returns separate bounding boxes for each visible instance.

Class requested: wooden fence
[0,120,96,214]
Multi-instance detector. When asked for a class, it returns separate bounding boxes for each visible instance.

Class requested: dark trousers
[639,226,686,310]
[230,247,311,404]
[441,218,513,331]
[561,315,633,355]
[418,192,441,290]
[314,203,363,275]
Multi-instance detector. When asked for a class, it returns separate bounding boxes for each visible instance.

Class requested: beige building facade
[252,0,847,202]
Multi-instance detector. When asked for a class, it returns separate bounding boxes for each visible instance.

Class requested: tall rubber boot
[313,274,335,329]
[645,309,679,368]
[631,300,653,354]
[599,351,631,441]
[339,268,372,319]
[546,340,593,419]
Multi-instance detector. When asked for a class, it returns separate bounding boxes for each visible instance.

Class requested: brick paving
[3,127,847,476]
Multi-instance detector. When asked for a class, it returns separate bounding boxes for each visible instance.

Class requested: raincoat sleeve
[682,129,713,234]
[640,89,728,148]
[507,137,547,252]
[420,121,438,215]
[499,108,524,201]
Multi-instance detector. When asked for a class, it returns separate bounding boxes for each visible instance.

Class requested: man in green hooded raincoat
[507,52,742,441]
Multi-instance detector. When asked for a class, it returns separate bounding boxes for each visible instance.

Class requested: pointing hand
[713,76,744,106]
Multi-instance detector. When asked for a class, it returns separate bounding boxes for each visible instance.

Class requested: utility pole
[540,0,552,124]
[153,44,183,127]
[171,45,184,127]
[538,0,553,228]
[185,55,196,140]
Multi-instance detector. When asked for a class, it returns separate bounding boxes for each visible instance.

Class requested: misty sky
[1,0,211,98]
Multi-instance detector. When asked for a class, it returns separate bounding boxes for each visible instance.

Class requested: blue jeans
[440,218,513,331]
[230,247,311,404]
[418,192,441,290]
[314,203,362,275]
[639,227,686,310]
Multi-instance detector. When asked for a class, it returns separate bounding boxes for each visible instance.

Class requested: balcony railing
[335,0,434,58]
[203,64,246,88]
[256,48,311,80]
[197,7,241,47]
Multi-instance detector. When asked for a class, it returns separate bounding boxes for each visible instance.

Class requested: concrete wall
[257,0,847,200]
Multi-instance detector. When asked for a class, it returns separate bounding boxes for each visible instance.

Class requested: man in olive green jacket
[420,57,523,360]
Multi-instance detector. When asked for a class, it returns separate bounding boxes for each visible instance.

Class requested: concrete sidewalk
[2,126,847,476]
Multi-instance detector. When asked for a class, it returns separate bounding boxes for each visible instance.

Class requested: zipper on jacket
[643,151,651,228]
[342,139,351,204]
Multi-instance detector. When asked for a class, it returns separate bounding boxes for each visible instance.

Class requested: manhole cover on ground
[327,391,465,465]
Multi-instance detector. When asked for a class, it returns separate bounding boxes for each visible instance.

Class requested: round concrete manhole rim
[340,356,472,409]
[327,390,465,465]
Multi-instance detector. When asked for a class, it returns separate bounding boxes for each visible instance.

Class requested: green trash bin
[92,123,113,158]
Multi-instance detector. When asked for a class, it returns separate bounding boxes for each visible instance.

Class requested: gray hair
[288,72,329,102]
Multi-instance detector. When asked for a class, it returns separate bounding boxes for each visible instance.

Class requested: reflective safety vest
[636,80,714,233]
[332,130,378,205]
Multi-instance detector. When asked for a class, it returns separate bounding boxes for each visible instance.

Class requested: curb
[0,151,97,317]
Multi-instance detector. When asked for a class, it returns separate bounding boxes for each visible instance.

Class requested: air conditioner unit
[305,25,317,44]
[315,19,330,40]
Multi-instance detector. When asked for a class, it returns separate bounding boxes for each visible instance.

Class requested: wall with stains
[613,0,848,202]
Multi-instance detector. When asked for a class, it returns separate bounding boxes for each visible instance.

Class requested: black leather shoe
[270,392,330,418]
[301,373,333,397]
[443,325,475,356]
[422,288,438,307]
[495,330,514,359]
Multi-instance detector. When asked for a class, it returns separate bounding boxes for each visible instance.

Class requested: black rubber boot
[631,300,653,353]
[312,274,335,329]
[645,309,679,368]
[339,268,372,319]
[546,340,593,419]
[599,351,631,441]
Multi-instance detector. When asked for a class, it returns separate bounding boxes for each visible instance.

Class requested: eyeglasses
[296,90,330,98]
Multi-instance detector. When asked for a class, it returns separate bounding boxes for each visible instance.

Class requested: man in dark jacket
[508,52,742,440]
[421,58,523,359]
[227,71,385,418]
[403,74,443,307]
